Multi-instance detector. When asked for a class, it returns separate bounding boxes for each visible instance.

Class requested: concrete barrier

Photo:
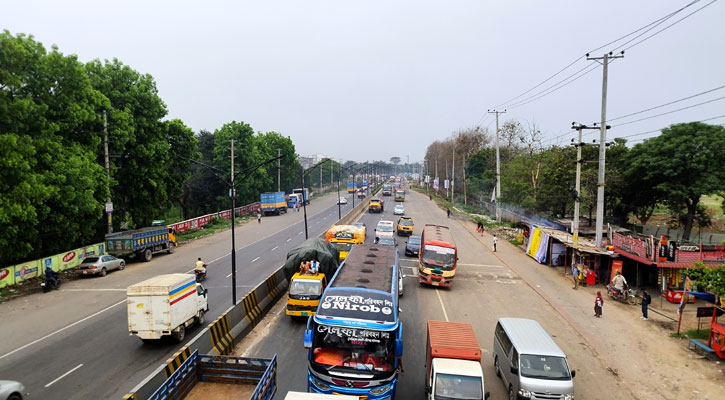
[124,198,369,399]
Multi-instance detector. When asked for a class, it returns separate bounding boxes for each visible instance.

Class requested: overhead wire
[506,62,601,110]
[606,85,725,123]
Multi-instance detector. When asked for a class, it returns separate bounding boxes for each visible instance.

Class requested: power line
[491,57,582,109]
[607,85,725,123]
[615,114,725,139]
[620,0,719,52]
[506,63,601,110]
[611,96,725,127]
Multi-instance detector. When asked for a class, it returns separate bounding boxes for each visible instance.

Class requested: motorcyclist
[609,271,628,298]
[44,266,59,288]
[195,257,207,275]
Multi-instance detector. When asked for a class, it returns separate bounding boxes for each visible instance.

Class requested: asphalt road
[235,187,628,399]
[0,190,357,399]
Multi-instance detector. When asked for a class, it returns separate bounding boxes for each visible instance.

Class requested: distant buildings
[299,154,327,170]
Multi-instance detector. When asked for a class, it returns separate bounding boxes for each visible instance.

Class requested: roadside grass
[669,329,710,340]
[409,186,506,229]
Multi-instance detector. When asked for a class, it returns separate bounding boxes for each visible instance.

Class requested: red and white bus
[418,224,458,287]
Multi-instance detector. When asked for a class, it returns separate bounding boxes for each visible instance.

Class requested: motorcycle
[195,268,206,282]
[607,284,637,304]
[41,275,61,293]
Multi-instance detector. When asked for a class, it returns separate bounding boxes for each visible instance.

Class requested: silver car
[77,255,125,277]
[0,380,25,400]
[394,204,405,215]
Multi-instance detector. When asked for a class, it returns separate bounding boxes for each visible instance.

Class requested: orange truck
[426,320,489,400]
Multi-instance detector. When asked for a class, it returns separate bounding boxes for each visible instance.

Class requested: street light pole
[301,158,332,239]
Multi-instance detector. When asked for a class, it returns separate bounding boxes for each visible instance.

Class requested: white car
[375,220,395,239]
[394,204,405,215]
[0,380,25,400]
[337,197,348,205]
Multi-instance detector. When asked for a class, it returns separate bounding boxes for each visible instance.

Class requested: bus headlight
[518,388,533,398]
[370,383,392,395]
[310,376,330,390]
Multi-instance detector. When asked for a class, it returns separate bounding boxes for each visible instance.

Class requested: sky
[3,0,724,163]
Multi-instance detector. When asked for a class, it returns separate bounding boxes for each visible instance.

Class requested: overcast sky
[3,1,723,163]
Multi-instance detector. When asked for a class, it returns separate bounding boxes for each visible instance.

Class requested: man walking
[641,289,651,320]
[492,234,497,252]
[446,208,451,218]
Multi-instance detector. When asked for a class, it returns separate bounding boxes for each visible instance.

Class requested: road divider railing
[124,197,369,399]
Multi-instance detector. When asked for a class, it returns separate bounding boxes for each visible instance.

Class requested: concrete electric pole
[488,109,506,221]
[570,123,599,246]
[587,51,623,247]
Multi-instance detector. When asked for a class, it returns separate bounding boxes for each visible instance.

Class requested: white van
[493,318,575,400]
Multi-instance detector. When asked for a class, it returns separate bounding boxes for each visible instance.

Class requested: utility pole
[587,51,623,247]
[451,147,455,204]
[488,109,506,221]
[103,110,112,234]
[229,139,237,305]
[277,148,281,192]
[570,123,600,247]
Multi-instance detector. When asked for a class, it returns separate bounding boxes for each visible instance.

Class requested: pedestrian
[476,221,482,233]
[257,212,262,224]
[447,208,451,218]
[594,291,603,317]
[492,234,497,252]
[572,264,580,290]
[641,289,651,320]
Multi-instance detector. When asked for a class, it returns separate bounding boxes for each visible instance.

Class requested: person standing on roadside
[476,221,483,234]
[492,234,497,252]
[257,211,262,224]
[572,263,580,290]
[641,289,651,320]
[594,291,603,317]
[447,208,451,218]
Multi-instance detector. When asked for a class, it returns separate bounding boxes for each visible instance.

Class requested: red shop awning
[613,248,656,266]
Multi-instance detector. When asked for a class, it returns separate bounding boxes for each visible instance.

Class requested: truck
[283,238,340,318]
[287,193,303,209]
[382,184,393,196]
[394,189,405,202]
[324,224,366,261]
[347,182,356,193]
[261,191,287,215]
[148,349,277,400]
[127,274,208,342]
[426,320,490,400]
[368,198,384,213]
[105,225,177,262]
[293,188,310,205]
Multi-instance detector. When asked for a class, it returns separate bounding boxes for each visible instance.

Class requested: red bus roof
[422,224,455,248]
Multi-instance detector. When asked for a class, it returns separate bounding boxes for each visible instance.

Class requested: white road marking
[271,246,278,251]
[46,363,83,387]
[435,289,449,322]
[251,257,260,263]
[298,231,303,235]
[286,238,291,242]
[226,273,232,278]
[0,299,126,361]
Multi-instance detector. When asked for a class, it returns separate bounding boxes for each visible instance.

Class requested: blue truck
[105,226,177,262]
[261,191,288,216]
[347,182,356,193]
[148,350,277,400]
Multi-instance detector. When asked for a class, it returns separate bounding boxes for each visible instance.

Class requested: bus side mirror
[571,370,576,378]
[510,366,518,375]
[304,329,313,349]
[395,339,403,357]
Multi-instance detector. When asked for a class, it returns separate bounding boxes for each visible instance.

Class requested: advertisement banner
[14,260,40,282]
[42,255,59,272]
[610,260,623,283]
[527,228,542,258]
[0,267,15,288]
[60,248,85,271]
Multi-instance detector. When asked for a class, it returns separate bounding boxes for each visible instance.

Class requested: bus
[304,244,402,399]
[418,224,458,287]
[394,190,405,202]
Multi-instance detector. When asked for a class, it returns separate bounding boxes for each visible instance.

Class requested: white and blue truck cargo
[105,225,177,262]
[293,187,310,205]
[261,191,288,215]
[127,274,208,342]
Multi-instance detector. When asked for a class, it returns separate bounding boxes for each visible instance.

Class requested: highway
[0,191,356,399]
[233,187,631,399]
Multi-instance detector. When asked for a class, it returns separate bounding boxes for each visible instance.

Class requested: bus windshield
[421,245,456,270]
[311,325,395,374]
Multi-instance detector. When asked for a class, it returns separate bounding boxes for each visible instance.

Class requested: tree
[256,131,301,193]
[454,127,489,204]
[627,122,725,240]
